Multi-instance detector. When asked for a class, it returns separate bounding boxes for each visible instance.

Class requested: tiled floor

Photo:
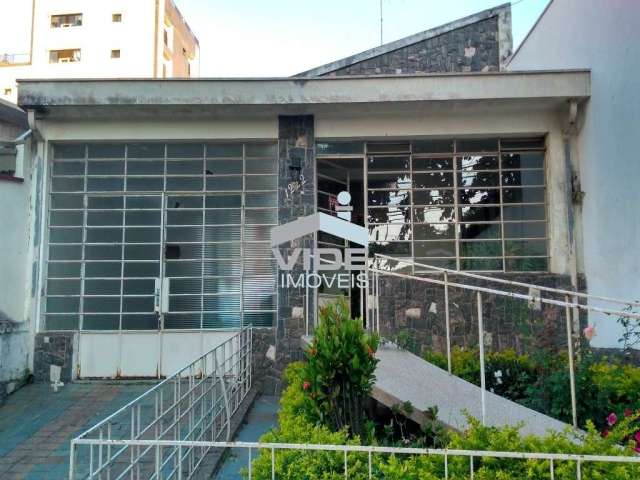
[215,395,279,479]
[0,382,152,480]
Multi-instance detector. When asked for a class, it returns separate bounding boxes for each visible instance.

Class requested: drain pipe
[563,99,584,334]
[26,109,47,336]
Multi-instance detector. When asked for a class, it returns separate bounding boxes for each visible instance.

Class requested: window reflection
[346,137,547,271]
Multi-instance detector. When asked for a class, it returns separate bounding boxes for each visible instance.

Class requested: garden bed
[248,299,640,479]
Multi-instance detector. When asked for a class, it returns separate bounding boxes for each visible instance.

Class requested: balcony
[0,53,31,66]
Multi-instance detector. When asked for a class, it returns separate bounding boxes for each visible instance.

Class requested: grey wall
[377,274,585,358]
[270,115,316,391]
[326,15,505,76]
[509,0,640,348]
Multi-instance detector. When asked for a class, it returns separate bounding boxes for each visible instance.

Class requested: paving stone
[0,382,151,479]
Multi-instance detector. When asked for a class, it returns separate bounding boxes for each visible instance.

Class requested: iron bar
[444,271,452,374]
[477,292,486,426]
[370,258,640,321]
[375,254,640,309]
[565,295,578,429]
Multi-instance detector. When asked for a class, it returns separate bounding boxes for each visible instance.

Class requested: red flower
[607,413,618,426]
[634,431,640,443]
[624,408,633,418]
[602,429,610,438]
[303,381,311,391]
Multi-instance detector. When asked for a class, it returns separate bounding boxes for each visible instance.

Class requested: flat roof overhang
[17,70,590,120]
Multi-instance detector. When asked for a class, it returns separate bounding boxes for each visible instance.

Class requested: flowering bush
[425,345,640,433]
[248,363,640,479]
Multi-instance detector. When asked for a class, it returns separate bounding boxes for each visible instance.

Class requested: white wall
[0,0,157,103]
[0,139,33,383]
[509,0,640,347]
[0,145,31,325]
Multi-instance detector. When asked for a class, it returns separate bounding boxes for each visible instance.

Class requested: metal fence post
[565,295,578,428]
[576,459,582,480]
[477,291,486,426]
[375,270,380,334]
[444,271,452,374]
[444,451,448,480]
[271,447,275,480]
[68,440,76,480]
[470,455,474,479]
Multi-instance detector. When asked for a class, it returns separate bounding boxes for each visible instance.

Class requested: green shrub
[424,347,535,401]
[301,297,379,437]
[522,349,611,428]
[248,364,640,479]
[426,346,640,431]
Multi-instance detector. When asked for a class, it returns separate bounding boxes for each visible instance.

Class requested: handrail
[71,438,640,463]
[70,438,640,480]
[76,328,248,440]
[367,255,640,431]
[373,254,640,319]
[374,253,640,308]
[70,326,253,480]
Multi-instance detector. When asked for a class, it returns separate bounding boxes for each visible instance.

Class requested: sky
[2,0,549,77]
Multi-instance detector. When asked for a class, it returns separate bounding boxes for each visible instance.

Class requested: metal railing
[69,327,252,480]
[68,439,640,479]
[368,254,640,429]
[0,53,30,65]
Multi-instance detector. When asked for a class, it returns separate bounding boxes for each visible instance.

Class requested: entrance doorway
[316,157,366,320]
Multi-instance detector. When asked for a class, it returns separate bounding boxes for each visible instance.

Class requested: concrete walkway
[214,396,279,479]
[0,382,152,480]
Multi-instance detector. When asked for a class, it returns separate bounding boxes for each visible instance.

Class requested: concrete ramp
[302,337,574,437]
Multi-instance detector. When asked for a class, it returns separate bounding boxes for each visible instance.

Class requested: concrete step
[302,336,575,437]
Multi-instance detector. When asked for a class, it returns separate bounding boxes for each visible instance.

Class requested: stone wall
[376,273,587,357]
[252,327,305,395]
[33,332,76,383]
[328,16,504,76]
[268,115,316,394]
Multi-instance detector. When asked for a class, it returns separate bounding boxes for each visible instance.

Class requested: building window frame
[49,49,81,64]
[44,142,279,332]
[50,13,83,28]
[316,137,549,273]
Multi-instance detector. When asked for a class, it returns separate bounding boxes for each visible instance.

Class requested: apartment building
[0,0,199,103]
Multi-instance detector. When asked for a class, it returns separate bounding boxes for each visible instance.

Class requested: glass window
[51,13,82,28]
[46,142,278,330]
[363,137,547,272]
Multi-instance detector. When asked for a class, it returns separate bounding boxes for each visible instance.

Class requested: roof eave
[17,70,590,111]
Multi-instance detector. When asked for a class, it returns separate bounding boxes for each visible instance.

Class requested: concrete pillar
[273,115,315,372]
